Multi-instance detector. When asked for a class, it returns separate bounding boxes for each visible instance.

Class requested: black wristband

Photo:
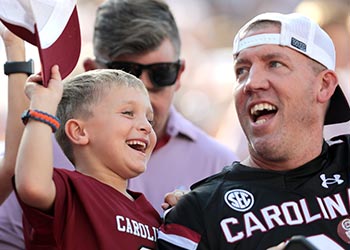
[4,59,34,76]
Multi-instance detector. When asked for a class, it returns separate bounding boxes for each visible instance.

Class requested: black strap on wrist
[4,59,34,76]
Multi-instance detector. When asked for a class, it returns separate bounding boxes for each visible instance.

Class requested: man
[83,0,238,214]
[157,12,350,250]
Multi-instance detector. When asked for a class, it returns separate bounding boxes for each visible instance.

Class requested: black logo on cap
[291,37,306,52]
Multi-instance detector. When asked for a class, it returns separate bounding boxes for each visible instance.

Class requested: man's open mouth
[250,103,277,124]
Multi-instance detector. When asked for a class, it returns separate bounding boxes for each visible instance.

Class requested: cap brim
[325,85,350,125]
[0,6,81,87]
[38,7,81,86]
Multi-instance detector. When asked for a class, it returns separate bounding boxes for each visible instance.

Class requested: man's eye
[235,67,247,77]
[269,61,283,68]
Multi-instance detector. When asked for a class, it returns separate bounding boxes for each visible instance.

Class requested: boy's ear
[317,70,338,104]
[65,119,89,145]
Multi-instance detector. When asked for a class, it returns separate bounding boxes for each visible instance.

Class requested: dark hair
[93,0,181,61]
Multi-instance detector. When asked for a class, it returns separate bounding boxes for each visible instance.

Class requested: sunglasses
[104,60,182,88]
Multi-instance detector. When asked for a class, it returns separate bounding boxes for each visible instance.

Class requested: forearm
[0,30,29,204]
[15,65,62,211]
[3,75,28,167]
[0,74,29,204]
[15,119,56,210]
[0,157,13,204]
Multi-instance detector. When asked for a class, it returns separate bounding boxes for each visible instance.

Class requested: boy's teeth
[127,140,146,149]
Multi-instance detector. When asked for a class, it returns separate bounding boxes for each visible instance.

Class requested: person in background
[0,25,28,206]
[0,26,74,250]
[157,12,350,250]
[15,67,160,249]
[83,0,239,214]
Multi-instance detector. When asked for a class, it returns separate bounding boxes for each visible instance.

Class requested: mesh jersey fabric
[158,135,350,250]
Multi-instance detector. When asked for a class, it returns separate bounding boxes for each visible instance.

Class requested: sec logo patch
[224,189,254,212]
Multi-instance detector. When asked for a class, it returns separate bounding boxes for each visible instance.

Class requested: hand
[0,22,25,61]
[25,65,63,114]
[161,189,189,210]
[266,242,286,250]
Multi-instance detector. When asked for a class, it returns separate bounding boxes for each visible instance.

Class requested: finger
[174,190,184,200]
[27,73,43,84]
[50,65,61,81]
[163,193,178,207]
[266,242,286,250]
[161,203,170,211]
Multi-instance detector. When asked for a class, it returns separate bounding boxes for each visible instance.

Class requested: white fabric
[0,0,76,48]
[232,12,335,70]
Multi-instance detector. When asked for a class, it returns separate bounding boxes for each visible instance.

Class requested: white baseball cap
[233,12,350,125]
[0,0,81,87]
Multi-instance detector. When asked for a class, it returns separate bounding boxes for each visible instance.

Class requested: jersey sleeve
[157,190,210,250]
[15,169,70,248]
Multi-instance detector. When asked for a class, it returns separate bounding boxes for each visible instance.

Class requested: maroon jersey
[17,169,161,250]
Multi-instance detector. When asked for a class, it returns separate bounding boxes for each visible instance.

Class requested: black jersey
[157,135,350,250]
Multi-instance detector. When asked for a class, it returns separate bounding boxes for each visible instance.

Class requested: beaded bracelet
[21,109,61,133]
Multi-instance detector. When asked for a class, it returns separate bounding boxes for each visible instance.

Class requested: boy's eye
[122,111,134,116]
[148,119,154,126]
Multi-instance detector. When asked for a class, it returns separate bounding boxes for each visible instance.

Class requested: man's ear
[65,119,89,145]
[83,58,101,72]
[317,70,338,104]
[174,60,186,91]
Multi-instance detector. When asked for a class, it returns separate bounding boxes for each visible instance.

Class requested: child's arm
[15,65,63,211]
[0,26,29,204]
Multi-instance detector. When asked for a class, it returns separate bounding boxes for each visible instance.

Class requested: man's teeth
[255,119,267,125]
[127,140,146,149]
[250,103,276,115]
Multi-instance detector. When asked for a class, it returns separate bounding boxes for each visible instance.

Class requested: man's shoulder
[190,163,239,190]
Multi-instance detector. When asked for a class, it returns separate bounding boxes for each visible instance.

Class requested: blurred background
[1,0,349,160]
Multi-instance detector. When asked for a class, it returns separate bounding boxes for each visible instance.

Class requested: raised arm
[0,26,29,204]
[15,65,63,211]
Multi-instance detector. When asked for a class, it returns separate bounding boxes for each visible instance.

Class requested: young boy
[15,66,160,249]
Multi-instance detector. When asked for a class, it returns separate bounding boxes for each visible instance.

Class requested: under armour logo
[320,174,344,188]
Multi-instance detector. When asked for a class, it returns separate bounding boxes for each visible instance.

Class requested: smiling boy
[15,67,161,250]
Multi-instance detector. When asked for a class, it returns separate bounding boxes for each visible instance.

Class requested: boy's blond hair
[55,69,148,163]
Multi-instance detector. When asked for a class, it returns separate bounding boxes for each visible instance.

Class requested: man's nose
[243,65,269,94]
